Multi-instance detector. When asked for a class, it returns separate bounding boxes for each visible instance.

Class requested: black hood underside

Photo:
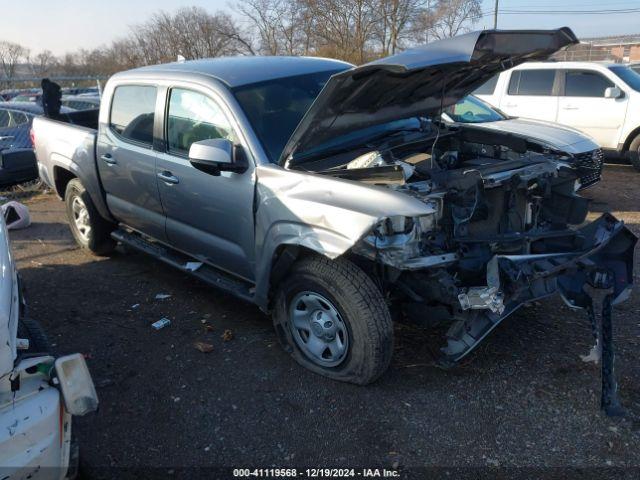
[282,28,578,167]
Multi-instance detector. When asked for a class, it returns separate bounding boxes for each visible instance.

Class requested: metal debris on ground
[222,329,234,342]
[194,341,214,353]
[184,262,203,272]
[155,293,171,300]
[151,318,171,330]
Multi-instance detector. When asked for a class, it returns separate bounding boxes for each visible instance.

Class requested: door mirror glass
[604,86,623,99]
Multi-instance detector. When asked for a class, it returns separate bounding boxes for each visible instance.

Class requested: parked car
[0,103,71,187]
[0,212,98,478]
[10,92,42,104]
[32,29,635,396]
[61,95,100,111]
[475,61,640,171]
[62,87,100,97]
[443,95,603,189]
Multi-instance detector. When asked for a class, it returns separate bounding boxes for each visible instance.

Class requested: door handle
[157,171,179,185]
[101,154,117,165]
[504,103,518,108]
[562,105,579,110]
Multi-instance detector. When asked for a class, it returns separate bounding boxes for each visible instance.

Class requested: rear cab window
[109,85,157,146]
[563,70,614,97]
[507,69,556,96]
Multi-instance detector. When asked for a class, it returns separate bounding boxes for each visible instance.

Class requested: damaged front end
[349,158,636,414]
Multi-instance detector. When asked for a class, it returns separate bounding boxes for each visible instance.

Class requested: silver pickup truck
[32,28,636,412]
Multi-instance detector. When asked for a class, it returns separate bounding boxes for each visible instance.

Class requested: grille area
[574,149,604,189]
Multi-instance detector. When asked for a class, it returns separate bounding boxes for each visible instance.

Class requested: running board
[111,229,254,302]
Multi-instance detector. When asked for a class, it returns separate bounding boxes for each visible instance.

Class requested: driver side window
[167,88,236,156]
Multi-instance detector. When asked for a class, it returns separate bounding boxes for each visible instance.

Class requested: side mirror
[604,86,623,99]
[188,138,248,176]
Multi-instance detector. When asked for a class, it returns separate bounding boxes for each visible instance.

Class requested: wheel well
[267,245,326,304]
[53,167,76,198]
[622,126,640,152]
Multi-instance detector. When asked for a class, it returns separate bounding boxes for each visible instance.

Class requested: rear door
[155,86,256,281]
[497,68,559,122]
[96,84,166,240]
[556,69,628,148]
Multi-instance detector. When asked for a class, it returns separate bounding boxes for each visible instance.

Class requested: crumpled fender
[253,164,435,309]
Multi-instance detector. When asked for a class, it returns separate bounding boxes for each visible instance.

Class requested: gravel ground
[4,165,640,479]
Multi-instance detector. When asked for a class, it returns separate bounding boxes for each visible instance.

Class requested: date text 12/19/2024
[233,469,400,478]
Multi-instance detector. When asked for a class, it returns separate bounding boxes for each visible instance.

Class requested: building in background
[555,34,640,63]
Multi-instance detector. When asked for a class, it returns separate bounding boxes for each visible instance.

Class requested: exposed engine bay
[293,125,636,391]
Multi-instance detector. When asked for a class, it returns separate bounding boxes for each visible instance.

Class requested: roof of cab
[125,56,353,88]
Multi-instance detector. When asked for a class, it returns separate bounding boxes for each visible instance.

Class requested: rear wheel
[65,179,116,255]
[272,255,393,385]
[629,134,640,172]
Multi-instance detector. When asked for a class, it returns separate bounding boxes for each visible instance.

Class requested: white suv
[475,61,640,170]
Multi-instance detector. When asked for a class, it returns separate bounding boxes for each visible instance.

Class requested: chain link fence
[553,39,640,63]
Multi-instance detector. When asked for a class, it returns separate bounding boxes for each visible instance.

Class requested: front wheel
[65,179,116,255]
[272,255,393,385]
[629,134,640,172]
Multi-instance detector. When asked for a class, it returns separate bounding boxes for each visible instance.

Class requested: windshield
[233,70,346,162]
[609,65,640,92]
[444,95,506,123]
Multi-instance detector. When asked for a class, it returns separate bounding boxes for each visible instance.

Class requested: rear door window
[564,70,614,97]
[109,85,157,146]
[507,69,556,96]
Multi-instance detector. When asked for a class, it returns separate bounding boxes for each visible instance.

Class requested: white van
[475,61,640,170]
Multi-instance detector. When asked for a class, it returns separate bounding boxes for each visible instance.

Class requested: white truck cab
[475,61,640,170]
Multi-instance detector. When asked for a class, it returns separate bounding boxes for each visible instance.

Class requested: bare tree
[298,0,382,64]
[29,50,57,77]
[427,0,481,40]
[376,0,425,55]
[236,0,310,55]
[0,41,30,82]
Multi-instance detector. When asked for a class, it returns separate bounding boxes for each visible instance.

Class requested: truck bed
[57,108,99,130]
[32,109,112,222]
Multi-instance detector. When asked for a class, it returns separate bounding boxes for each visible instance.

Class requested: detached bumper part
[440,214,636,414]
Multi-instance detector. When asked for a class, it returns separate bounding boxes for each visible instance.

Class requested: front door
[556,69,628,148]
[155,87,255,281]
[97,84,166,241]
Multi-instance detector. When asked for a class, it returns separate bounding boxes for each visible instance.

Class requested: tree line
[0,0,481,86]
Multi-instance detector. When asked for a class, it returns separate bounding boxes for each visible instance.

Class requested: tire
[629,135,640,172]
[65,179,116,255]
[272,255,393,385]
[17,317,52,354]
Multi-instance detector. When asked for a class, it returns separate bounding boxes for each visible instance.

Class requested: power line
[499,7,640,14]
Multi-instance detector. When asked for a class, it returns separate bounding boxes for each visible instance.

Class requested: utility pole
[494,0,499,28]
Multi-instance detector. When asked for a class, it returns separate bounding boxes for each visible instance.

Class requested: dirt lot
[5,165,640,478]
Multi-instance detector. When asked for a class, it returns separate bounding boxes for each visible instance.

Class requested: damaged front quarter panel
[252,164,437,308]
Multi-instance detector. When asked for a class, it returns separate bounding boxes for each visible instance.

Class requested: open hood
[281,28,578,168]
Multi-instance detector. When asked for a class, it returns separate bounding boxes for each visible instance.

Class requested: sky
[3,0,640,56]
